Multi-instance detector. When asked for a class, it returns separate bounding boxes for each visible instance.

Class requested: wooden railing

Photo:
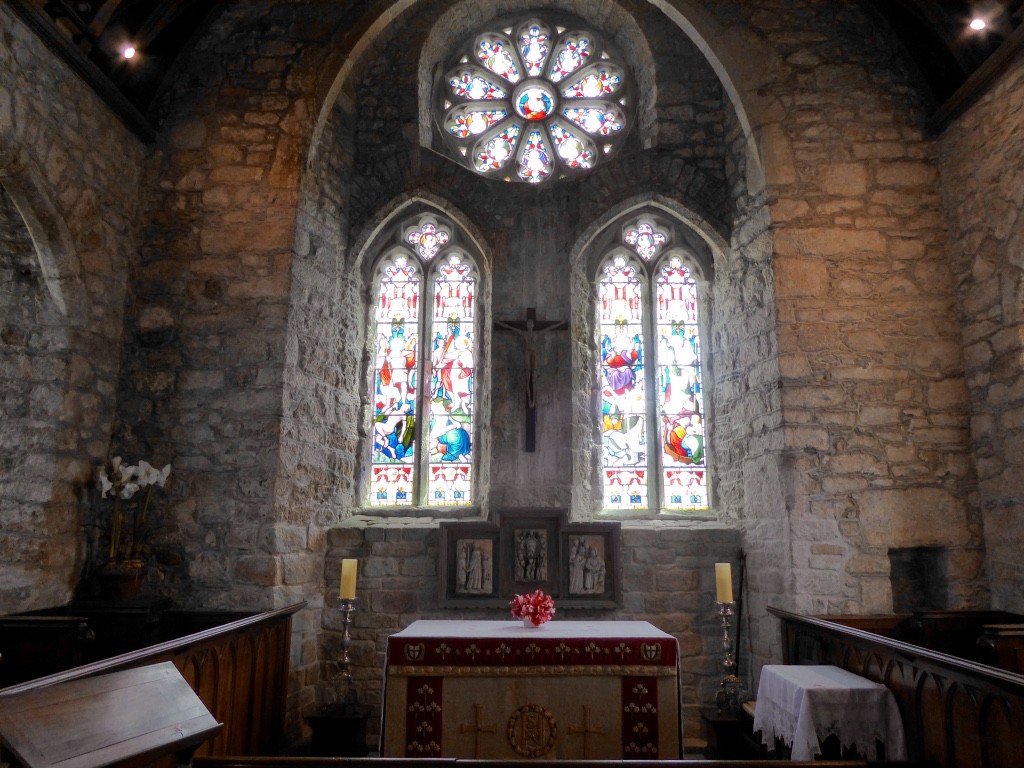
[0,603,304,757]
[769,607,1024,768]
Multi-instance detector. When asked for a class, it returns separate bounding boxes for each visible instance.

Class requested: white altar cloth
[753,664,907,760]
[388,619,671,638]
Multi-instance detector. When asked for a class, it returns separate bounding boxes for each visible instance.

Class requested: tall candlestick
[714,600,743,712]
[337,596,357,704]
[340,559,358,599]
[715,562,733,603]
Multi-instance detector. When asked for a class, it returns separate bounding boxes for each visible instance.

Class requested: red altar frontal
[381,620,681,760]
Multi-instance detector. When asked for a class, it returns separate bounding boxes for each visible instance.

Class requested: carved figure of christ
[493,307,569,452]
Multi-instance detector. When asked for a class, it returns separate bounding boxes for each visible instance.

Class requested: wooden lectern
[0,662,221,768]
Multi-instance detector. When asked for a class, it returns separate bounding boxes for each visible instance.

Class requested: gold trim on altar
[385,664,678,676]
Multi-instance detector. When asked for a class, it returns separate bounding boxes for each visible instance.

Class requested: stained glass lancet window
[599,255,648,508]
[655,257,706,510]
[439,17,631,184]
[370,216,477,507]
[598,220,708,513]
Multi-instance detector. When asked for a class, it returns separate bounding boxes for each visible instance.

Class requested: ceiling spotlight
[969,18,987,31]
[121,44,137,59]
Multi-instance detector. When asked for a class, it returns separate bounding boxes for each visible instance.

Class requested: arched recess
[304,0,780,197]
[291,0,786,713]
[0,154,86,614]
[350,193,494,516]
[295,0,785,526]
[568,194,728,519]
[0,153,84,323]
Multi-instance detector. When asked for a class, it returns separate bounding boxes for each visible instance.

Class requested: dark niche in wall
[889,546,949,613]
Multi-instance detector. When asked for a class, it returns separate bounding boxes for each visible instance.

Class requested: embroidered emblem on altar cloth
[404,642,425,662]
[640,642,663,662]
[508,704,558,757]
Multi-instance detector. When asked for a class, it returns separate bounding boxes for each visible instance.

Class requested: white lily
[97,455,171,562]
[137,460,157,487]
[98,470,113,498]
[156,463,172,487]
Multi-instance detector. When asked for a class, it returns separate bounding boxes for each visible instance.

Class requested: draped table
[381,620,680,759]
[752,664,907,760]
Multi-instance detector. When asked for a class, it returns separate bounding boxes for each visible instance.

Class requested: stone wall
[1,0,1011,751]
[0,3,143,614]
[731,0,984,634]
[938,53,1024,614]
[323,520,743,746]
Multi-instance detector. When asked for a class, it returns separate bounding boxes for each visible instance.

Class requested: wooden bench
[976,624,1024,674]
[1,603,302,758]
[0,662,220,768]
[0,615,94,687]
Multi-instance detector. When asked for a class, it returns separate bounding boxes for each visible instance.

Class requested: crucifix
[494,307,569,452]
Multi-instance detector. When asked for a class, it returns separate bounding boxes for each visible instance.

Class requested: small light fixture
[121,44,137,60]
[969,18,987,31]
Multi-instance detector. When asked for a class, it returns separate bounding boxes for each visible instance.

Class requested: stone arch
[571,193,728,277]
[0,149,85,613]
[304,0,781,200]
[0,150,84,324]
[350,190,494,278]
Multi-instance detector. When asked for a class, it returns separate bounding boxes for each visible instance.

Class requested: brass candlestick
[338,597,357,704]
[714,600,743,712]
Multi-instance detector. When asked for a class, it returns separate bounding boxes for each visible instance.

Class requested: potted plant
[94,457,171,600]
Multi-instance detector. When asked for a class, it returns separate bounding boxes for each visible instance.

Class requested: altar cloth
[753,664,907,760]
[381,620,680,759]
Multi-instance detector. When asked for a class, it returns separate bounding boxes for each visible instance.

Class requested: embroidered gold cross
[459,703,496,758]
[568,705,605,758]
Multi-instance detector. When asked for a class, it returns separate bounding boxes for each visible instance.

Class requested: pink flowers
[510,589,555,626]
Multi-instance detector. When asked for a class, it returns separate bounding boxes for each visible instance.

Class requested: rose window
[440,18,631,184]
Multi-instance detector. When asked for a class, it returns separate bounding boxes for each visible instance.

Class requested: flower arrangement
[97,457,171,564]
[509,589,555,627]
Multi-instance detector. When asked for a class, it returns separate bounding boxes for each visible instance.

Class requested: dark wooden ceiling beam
[928,19,1024,133]
[5,0,156,143]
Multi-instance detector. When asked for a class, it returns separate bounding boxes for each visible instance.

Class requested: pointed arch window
[598,218,708,512]
[370,215,477,507]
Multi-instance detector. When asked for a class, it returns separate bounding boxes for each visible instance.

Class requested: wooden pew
[897,610,1024,662]
[1,603,303,759]
[770,607,1024,768]
[976,624,1024,674]
[0,615,94,687]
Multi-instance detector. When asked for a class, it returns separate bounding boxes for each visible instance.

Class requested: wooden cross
[459,703,496,757]
[494,307,569,452]
[568,705,606,758]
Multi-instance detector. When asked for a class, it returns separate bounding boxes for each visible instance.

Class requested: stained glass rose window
[440,18,630,184]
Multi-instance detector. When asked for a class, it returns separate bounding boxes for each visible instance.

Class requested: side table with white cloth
[752,664,907,760]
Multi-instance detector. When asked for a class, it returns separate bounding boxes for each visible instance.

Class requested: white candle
[715,562,733,603]
[340,559,358,599]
